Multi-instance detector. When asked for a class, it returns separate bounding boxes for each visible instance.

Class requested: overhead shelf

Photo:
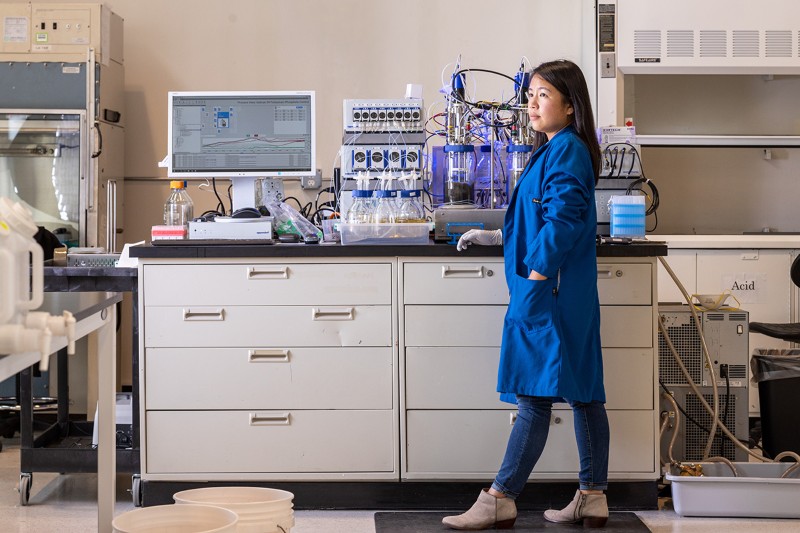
[636,135,800,148]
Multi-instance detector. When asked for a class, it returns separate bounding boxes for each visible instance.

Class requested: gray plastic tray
[666,462,800,518]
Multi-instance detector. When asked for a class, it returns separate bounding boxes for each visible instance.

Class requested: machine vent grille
[728,365,748,379]
[766,30,792,57]
[659,323,703,385]
[634,30,662,59]
[700,31,727,57]
[728,313,748,321]
[685,393,738,461]
[667,30,694,57]
[706,313,724,321]
[732,30,759,57]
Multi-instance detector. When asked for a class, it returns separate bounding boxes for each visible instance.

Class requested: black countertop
[130,241,667,259]
[43,263,137,292]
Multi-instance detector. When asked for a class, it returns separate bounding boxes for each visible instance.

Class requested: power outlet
[301,169,322,190]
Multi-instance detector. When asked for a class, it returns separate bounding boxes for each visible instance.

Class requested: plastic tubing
[661,391,681,466]
[658,256,720,458]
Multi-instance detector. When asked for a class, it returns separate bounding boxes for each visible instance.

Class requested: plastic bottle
[372,190,398,223]
[396,190,425,223]
[345,189,373,224]
[163,180,194,226]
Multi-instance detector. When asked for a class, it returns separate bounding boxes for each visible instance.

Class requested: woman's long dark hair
[531,59,601,181]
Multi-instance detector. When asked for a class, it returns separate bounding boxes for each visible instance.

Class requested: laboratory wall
[34,0,592,243]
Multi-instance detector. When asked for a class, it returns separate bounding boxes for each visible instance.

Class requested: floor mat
[375,511,650,532]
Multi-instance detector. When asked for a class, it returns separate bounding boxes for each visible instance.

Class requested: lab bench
[130,241,666,510]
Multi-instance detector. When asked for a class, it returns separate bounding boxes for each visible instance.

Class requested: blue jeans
[490,395,609,499]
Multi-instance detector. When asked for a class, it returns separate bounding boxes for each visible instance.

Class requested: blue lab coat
[499,125,605,404]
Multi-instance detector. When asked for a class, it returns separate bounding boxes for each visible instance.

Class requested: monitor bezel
[167,90,316,179]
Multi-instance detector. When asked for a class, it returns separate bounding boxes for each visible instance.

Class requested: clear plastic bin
[338,223,431,245]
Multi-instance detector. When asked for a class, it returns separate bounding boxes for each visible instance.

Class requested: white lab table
[0,291,121,533]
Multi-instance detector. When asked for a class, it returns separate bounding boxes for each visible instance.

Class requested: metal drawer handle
[247,266,289,279]
[249,413,291,426]
[510,412,517,425]
[248,349,290,362]
[597,269,623,279]
[553,416,562,425]
[442,265,484,278]
[311,307,354,321]
[182,308,225,321]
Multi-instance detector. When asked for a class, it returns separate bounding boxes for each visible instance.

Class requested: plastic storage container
[609,195,645,238]
[666,462,800,518]
[164,180,194,227]
[339,222,431,245]
[174,487,295,533]
[751,349,800,458]
[112,504,238,533]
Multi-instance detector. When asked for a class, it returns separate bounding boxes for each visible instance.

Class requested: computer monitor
[167,90,316,210]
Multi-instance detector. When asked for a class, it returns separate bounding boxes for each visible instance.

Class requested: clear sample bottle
[372,190,398,223]
[396,190,425,223]
[163,180,194,226]
[345,189,373,224]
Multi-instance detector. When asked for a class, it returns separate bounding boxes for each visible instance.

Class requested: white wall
[70,0,595,241]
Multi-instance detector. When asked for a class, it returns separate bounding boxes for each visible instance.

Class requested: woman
[446,59,608,530]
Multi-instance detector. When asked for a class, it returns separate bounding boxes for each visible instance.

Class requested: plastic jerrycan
[0,221,16,323]
[0,198,44,311]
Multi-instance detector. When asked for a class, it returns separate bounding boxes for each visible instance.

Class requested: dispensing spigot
[64,311,76,355]
[25,310,76,355]
[38,328,53,371]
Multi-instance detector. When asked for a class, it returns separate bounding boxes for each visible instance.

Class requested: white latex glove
[456,229,503,251]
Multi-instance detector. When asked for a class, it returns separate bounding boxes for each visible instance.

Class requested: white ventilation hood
[617,0,800,74]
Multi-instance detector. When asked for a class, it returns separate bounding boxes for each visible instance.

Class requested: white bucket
[112,504,238,533]
[174,487,295,533]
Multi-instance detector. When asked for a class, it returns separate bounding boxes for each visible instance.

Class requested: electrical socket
[301,169,322,190]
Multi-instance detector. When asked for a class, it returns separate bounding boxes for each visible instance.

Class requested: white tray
[667,462,800,518]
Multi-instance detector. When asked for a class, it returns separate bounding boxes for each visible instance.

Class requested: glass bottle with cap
[345,189,373,224]
[372,189,398,223]
[164,180,194,226]
[396,190,425,223]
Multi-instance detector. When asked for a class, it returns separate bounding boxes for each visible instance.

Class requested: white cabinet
[400,257,659,481]
[139,259,399,481]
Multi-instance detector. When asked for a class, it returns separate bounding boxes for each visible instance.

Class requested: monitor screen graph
[168,91,315,178]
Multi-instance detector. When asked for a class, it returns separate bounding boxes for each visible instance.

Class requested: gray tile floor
[1,437,799,532]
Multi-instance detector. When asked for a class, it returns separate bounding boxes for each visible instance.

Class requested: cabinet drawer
[404,305,506,347]
[597,263,652,305]
[145,305,391,347]
[603,348,653,410]
[143,263,392,306]
[403,262,507,305]
[405,347,506,409]
[405,410,654,476]
[405,347,653,410]
[600,306,653,347]
[146,347,393,410]
[146,410,395,474]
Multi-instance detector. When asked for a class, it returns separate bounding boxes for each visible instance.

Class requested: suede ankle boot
[442,489,517,530]
[543,489,608,528]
